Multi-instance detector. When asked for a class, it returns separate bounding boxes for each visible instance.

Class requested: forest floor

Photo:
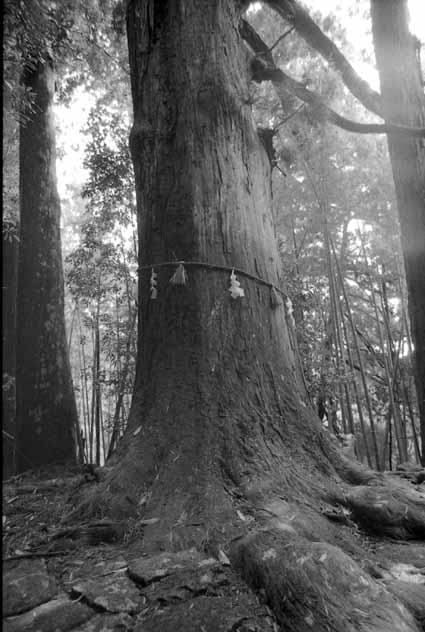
[2,463,425,632]
[3,464,281,631]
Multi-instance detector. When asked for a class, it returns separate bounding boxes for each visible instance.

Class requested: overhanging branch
[264,0,383,117]
[241,19,425,137]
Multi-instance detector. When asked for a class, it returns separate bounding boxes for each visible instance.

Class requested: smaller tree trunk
[337,249,380,469]
[77,309,90,462]
[94,316,101,466]
[332,245,373,467]
[107,307,137,459]
[16,61,77,471]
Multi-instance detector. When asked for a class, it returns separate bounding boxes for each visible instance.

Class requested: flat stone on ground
[128,548,217,585]
[134,595,275,632]
[3,594,94,632]
[142,563,228,604]
[72,612,134,631]
[3,558,57,616]
[71,571,141,613]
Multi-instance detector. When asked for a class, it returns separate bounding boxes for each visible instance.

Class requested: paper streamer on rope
[229,269,244,299]
[141,259,288,306]
[286,297,295,327]
[170,263,188,285]
[150,268,158,299]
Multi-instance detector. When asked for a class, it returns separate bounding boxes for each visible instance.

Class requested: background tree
[371,0,425,462]
[16,57,79,471]
[253,0,425,461]
[3,0,125,472]
[5,0,84,471]
[3,2,26,475]
[64,59,136,463]
[241,0,424,467]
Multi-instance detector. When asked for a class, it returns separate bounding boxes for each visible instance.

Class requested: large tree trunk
[70,3,425,630]
[97,0,334,551]
[16,61,78,472]
[371,0,425,463]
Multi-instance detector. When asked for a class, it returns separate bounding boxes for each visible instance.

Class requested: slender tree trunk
[322,214,351,435]
[89,278,103,465]
[67,304,77,355]
[100,400,106,466]
[16,61,77,471]
[68,304,84,464]
[107,307,137,459]
[94,312,101,466]
[332,240,380,466]
[331,243,373,467]
[89,323,96,464]
[77,339,88,463]
[77,309,90,462]
[359,234,407,464]
[371,0,425,462]
[317,321,337,431]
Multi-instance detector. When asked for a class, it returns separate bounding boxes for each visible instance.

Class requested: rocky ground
[3,466,279,631]
[3,464,425,631]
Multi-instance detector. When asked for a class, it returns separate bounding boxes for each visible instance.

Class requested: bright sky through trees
[56,88,95,201]
[407,0,425,38]
[250,0,425,39]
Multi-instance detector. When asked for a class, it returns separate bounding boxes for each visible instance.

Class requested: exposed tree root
[383,581,425,628]
[336,485,425,539]
[331,452,385,486]
[65,449,425,547]
[6,465,425,632]
[324,451,425,539]
[226,457,425,631]
[61,444,425,630]
[230,528,422,632]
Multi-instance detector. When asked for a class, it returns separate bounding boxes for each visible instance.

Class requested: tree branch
[241,20,425,137]
[263,0,383,117]
[270,26,294,52]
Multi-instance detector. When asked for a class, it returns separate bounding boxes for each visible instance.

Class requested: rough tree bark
[71,2,425,630]
[370,0,425,464]
[3,103,19,477]
[100,0,325,544]
[2,226,18,476]
[16,61,78,472]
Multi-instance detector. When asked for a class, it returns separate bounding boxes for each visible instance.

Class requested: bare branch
[263,0,383,117]
[270,26,294,52]
[275,103,306,129]
[241,20,425,138]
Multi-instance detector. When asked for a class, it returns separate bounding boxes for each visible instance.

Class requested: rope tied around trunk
[137,260,293,315]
